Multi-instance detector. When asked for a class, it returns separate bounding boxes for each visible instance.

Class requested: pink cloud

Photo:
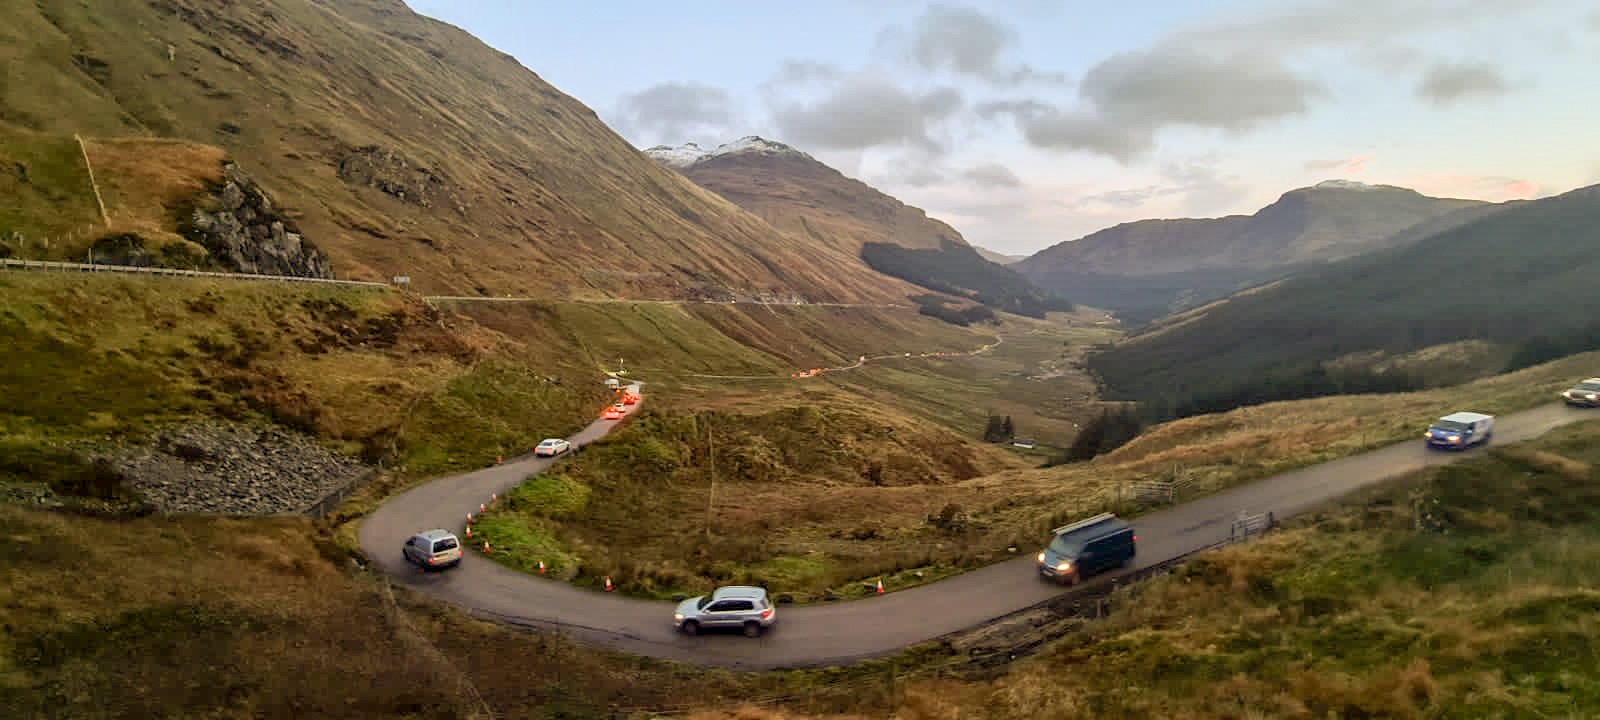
[1397,173,1539,202]
[1304,154,1373,176]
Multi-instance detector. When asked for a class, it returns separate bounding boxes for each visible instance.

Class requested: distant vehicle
[1425,411,1494,449]
[602,404,625,420]
[403,529,463,570]
[534,438,572,457]
[1036,513,1136,585]
[621,392,640,405]
[673,585,777,637]
[604,377,620,389]
[1561,378,1600,407]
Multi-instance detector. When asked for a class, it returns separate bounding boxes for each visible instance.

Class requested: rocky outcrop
[186,163,335,278]
[96,421,369,514]
[336,145,447,208]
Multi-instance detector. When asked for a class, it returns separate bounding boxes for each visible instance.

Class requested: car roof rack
[1052,512,1118,536]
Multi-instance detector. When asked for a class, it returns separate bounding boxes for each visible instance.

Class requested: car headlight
[1447,435,1460,442]
[1056,562,1072,571]
[674,613,684,622]
[1587,393,1598,400]
[1036,552,1046,563]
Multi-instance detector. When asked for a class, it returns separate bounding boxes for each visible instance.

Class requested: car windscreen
[696,596,713,611]
[1048,535,1084,556]
[1578,382,1600,392]
[431,538,459,552]
[1432,420,1470,433]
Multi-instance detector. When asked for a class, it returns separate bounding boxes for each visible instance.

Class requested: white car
[534,438,572,457]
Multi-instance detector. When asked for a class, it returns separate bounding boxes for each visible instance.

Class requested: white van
[1425,411,1493,450]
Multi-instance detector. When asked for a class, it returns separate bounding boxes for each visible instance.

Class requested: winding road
[359,391,1593,670]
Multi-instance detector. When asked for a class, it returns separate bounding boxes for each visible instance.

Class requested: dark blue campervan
[1036,513,1137,585]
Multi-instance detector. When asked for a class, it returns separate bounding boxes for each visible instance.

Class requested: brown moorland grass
[685,419,1600,720]
[474,349,1600,601]
[0,503,903,719]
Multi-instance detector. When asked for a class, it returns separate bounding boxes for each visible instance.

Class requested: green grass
[0,128,99,249]
[468,513,581,578]
[506,473,591,517]
[399,360,594,475]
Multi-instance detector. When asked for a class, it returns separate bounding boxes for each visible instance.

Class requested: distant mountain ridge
[644,135,1072,319]
[1087,182,1600,419]
[1015,180,1488,323]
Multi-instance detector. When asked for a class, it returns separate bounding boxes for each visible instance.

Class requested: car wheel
[743,621,763,638]
[680,620,699,636]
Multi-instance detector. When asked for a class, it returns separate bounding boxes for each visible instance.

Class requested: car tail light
[1132,535,1137,543]
[761,608,773,619]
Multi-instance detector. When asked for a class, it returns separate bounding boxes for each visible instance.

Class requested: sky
[405,0,1600,256]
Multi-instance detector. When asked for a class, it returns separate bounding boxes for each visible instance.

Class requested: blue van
[1036,513,1137,585]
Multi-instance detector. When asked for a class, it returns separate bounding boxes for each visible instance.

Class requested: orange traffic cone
[491,492,498,503]
[603,576,614,592]
[465,526,472,538]
[876,577,885,595]
[538,560,546,574]
[497,454,503,465]
[466,512,474,524]
[479,503,486,513]
[483,541,492,554]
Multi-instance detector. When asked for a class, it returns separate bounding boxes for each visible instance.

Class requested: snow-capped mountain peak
[1313,179,1378,191]
[643,136,811,169]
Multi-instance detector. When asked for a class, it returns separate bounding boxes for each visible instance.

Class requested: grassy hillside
[0,127,225,263]
[0,0,920,302]
[7,355,1600,718]
[695,419,1600,720]
[0,272,603,487]
[862,240,1074,320]
[472,348,1598,602]
[1089,184,1600,419]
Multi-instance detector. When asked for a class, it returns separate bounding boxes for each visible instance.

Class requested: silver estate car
[403,529,463,570]
[673,585,776,637]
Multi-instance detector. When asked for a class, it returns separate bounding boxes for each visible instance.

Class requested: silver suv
[673,586,777,637]
[403,529,463,570]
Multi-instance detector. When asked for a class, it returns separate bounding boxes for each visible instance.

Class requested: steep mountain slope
[646,136,1071,318]
[1087,183,1600,417]
[1016,181,1487,322]
[646,136,968,255]
[0,0,913,302]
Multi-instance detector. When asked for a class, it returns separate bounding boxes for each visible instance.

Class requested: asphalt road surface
[359,394,1593,670]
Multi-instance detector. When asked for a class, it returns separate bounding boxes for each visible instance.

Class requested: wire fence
[0,257,393,288]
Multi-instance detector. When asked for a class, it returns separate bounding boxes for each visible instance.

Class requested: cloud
[877,4,1070,86]
[1081,47,1320,132]
[1304,154,1374,175]
[986,44,1319,161]
[907,4,1013,76]
[770,76,964,152]
[1171,0,1548,56]
[1416,62,1511,106]
[1070,155,1249,215]
[1401,172,1540,201]
[961,163,1022,188]
[611,82,736,145]
[769,60,841,86]
[1015,108,1154,163]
